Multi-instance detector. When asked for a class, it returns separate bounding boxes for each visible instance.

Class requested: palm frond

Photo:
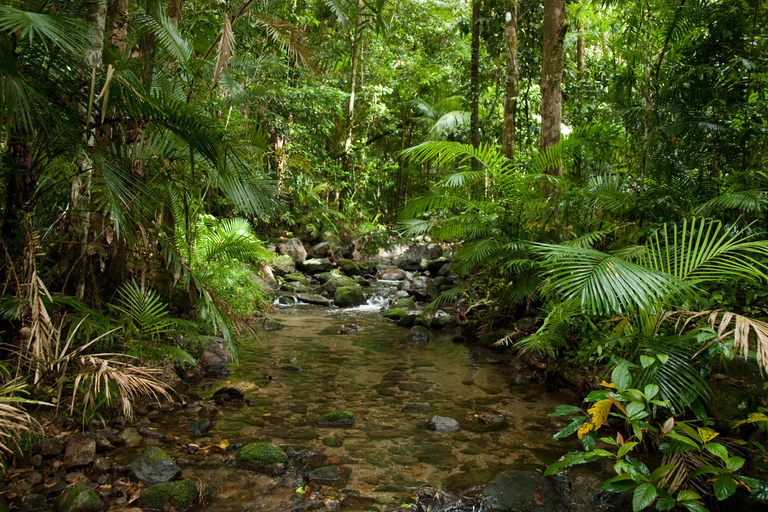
[0,6,87,54]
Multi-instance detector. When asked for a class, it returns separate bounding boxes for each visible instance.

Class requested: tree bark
[502,0,519,160]
[469,0,481,173]
[540,0,568,175]
[343,0,365,159]
[577,20,584,78]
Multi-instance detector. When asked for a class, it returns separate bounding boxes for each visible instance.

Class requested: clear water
[149,305,581,512]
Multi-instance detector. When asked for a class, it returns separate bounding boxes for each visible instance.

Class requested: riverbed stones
[317,410,355,427]
[396,313,417,327]
[57,486,103,512]
[296,293,331,306]
[128,447,181,485]
[334,287,365,307]
[427,416,460,433]
[321,276,359,295]
[430,310,455,330]
[338,324,363,335]
[200,339,232,378]
[407,326,430,343]
[20,494,47,511]
[405,276,431,300]
[63,435,95,469]
[337,258,361,276]
[37,437,64,457]
[211,386,245,403]
[138,479,207,512]
[426,257,451,275]
[236,442,288,474]
[483,470,563,512]
[119,427,143,448]
[298,258,334,274]
[358,261,377,275]
[277,238,307,263]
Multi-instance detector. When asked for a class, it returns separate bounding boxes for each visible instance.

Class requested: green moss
[283,272,309,285]
[334,286,364,307]
[139,479,206,512]
[392,298,415,308]
[58,485,103,512]
[383,308,408,321]
[236,442,288,473]
[127,447,181,485]
[337,259,361,276]
[306,465,341,482]
[317,410,355,426]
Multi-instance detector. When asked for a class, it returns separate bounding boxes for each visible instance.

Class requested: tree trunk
[576,20,584,78]
[540,0,568,175]
[66,0,107,300]
[108,0,129,53]
[343,0,365,159]
[502,0,519,160]
[470,0,481,174]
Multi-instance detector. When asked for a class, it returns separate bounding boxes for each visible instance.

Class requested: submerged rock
[483,470,564,512]
[127,447,181,485]
[407,326,430,343]
[211,386,245,403]
[236,442,288,474]
[427,416,460,433]
[334,287,365,307]
[262,318,285,332]
[138,479,208,512]
[184,419,212,437]
[338,324,363,335]
[317,410,356,427]
[396,313,418,327]
[305,465,342,483]
[57,486,103,512]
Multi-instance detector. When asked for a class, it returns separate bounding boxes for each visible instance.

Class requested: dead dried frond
[212,14,235,86]
[659,309,768,373]
[70,354,172,421]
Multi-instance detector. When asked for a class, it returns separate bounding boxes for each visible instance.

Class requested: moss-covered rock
[298,258,334,274]
[321,276,359,296]
[262,318,286,331]
[128,447,180,485]
[392,298,415,308]
[57,485,103,512]
[317,410,355,427]
[358,261,377,275]
[236,442,288,474]
[334,287,365,308]
[280,281,311,294]
[383,309,408,321]
[315,272,335,284]
[283,273,309,285]
[396,313,417,327]
[138,479,208,512]
[337,259,362,276]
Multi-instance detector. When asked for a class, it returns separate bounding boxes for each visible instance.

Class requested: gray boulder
[280,281,311,293]
[296,293,331,306]
[377,268,406,281]
[128,447,181,485]
[277,238,307,264]
[298,258,334,274]
[63,434,95,469]
[427,416,459,433]
[431,310,455,330]
[308,241,332,259]
[334,287,365,308]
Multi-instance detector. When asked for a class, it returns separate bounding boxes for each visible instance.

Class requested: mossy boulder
[358,261,377,275]
[262,318,285,332]
[315,272,335,284]
[128,447,180,485]
[283,273,309,285]
[396,313,417,327]
[317,410,355,427]
[337,259,362,276]
[298,258,334,274]
[334,287,365,308]
[321,276,359,296]
[236,442,288,474]
[57,485,103,512]
[383,309,408,321]
[392,298,415,308]
[138,479,208,512]
[280,281,311,294]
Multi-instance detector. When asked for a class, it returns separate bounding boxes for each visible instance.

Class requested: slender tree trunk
[470,0,481,174]
[343,0,364,158]
[108,0,129,54]
[576,20,584,78]
[67,0,107,300]
[502,0,519,160]
[540,0,568,175]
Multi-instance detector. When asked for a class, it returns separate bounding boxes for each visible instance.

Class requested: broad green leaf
[655,496,675,510]
[676,490,702,501]
[640,355,655,368]
[702,442,728,462]
[726,456,745,472]
[553,417,583,441]
[649,464,674,482]
[688,465,726,478]
[712,475,736,501]
[550,405,583,417]
[644,384,659,400]
[632,483,657,511]
[618,441,639,457]
[681,503,709,512]
[626,401,646,419]
[657,354,669,365]
[612,364,631,390]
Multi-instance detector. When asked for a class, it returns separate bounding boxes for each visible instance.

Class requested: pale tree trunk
[469,0,481,175]
[502,0,519,160]
[343,0,365,159]
[576,20,584,78]
[109,0,129,54]
[540,0,568,175]
[67,0,107,300]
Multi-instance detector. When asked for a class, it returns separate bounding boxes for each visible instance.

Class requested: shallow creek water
[147,302,582,512]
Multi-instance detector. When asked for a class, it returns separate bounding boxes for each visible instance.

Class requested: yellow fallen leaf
[600,380,616,389]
